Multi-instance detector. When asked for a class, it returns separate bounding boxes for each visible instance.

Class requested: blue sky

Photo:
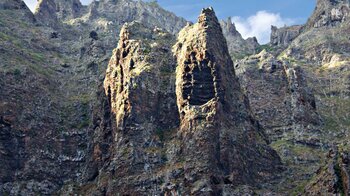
[23,0,316,44]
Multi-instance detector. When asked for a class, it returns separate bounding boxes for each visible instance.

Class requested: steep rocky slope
[0,0,187,195]
[233,0,350,193]
[279,0,350,142]
[66,8,282,195]
[236,51,322,141]
[220,17,260,59]
[1,0,350,195]
[270,25,303,48]
[235,51,326,194]
[304,146,350,195]
[306,0,350,29]
[0,2,87,194]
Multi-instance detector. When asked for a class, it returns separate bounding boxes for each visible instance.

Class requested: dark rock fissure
[182,52,216,106]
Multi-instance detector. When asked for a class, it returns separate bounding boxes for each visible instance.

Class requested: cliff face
[304,146,350,195]
[0,0,186,195]
[172,8,281,194]
[0,0,35,22]
[280,0,350,133]
[270,25,303,48]
[236,51,322,141]
[73,8,282,195]
[232,0,350,193]
[220,17,259,59]
[0,2,92,194]
[1,0,350,195]
[234,49,325,193]
[86,21,180,194]
[306,0,350,28]
[35,0,83,24]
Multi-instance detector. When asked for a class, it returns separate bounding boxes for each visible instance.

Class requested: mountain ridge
[0,0,349,195]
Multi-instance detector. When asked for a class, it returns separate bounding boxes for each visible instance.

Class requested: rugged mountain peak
[221,17,240,36]
[34,0,83,26]
[220,17,259,59]
[270,25,303,47]
[55,0,83,19]
[173,7,282,194]
[306,0,350,28]
[94,22,180,194]
[82,8,283,195]
[0,0,35,22]
[174,7,232,111]
[0,0,28,10]
[104,22,178,129]
[81,0,187,35]
[34,0,58,25]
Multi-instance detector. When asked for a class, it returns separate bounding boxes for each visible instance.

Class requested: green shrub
[156,128,164,141]
[13,69,21,76]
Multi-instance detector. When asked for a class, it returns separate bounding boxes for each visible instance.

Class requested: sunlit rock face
[270,25,303,48]
[173,7,282,194]
[220,17,259,60]
[307,0,350,28]
[76,8,283,195]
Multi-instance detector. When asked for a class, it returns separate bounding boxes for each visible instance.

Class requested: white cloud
[23,0,94,12]
[23,0,37,12]
[231,11,297,44]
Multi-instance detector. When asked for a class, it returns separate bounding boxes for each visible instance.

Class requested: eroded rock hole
[129,59,135,69]
[190,64,215,105]
[122,50,128,58]
[182,60,215,105]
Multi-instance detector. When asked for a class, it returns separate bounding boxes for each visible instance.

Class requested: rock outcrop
[304,146,350,195]
[220,17,259,59]
[35,0,84,26]
[34,0,187,35]
[34,0,59,26]
[235,51,322,141]
[306,0,350,28]
[2,0,350,194]
[79,21,180,195]
[172,8,282,194]
[74,8,283,195]
[83,0,187,35]
[270,25,303,47]
[0,0,35,22]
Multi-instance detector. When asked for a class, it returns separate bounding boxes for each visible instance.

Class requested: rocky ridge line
[75,7,283,195]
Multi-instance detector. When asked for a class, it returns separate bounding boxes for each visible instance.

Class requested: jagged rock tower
[172,7,282,194]
[35,0,83,26]
[93,7,282,195]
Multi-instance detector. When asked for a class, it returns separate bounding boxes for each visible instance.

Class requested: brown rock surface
[270,25,303,48]
[74,8,283,195]
[172,7,282,194]
[304,146,350,195]
[2,0,349,194]
[220,17,259,59]
[307,0,350,29]
[236,51,322,141]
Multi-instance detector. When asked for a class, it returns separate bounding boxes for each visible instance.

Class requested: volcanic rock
[220,17,259,59]
[270,25,303,48]
[172,7,282,194]
[307,0,350,29]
